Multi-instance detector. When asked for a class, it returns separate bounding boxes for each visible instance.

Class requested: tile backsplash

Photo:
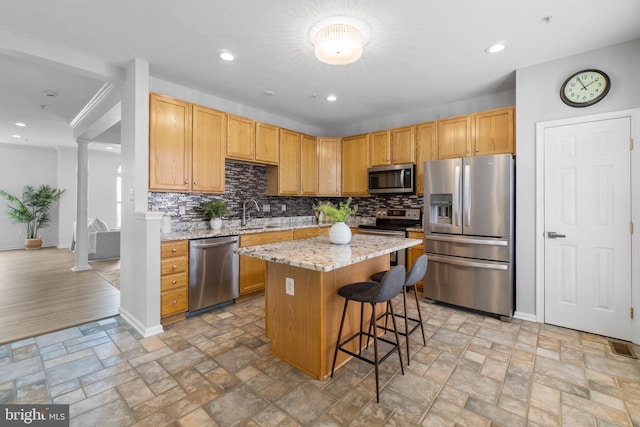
[148,160,423,229]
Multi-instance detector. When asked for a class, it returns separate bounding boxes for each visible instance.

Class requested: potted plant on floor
[314,197,357,244]
[200,199,231,230]
[0,184,65,250]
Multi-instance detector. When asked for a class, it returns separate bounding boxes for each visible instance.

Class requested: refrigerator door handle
[463,164,471,226]
[454,166,461,226]
[428,254,509,270]
[424,235,508,246]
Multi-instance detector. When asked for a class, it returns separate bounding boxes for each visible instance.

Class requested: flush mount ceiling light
[310,17,369,65]
[326,95,337,102]
[15,122,26,127]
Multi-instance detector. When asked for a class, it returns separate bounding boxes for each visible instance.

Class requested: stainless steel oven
[357,208,422,267]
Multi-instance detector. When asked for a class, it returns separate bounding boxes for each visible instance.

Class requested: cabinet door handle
[172,280,177,284]
[173,300,177,304]
[171,248,177,252]
[194,181,198,185]
[172,264,177,269]
[184,180,190,184]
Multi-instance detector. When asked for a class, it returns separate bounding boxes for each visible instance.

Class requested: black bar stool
[370,254,428,365]
[330,265,406,403]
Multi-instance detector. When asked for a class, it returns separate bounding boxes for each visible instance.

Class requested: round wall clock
[560,69,611,107]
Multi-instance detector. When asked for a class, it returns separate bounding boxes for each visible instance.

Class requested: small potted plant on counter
[0,184,66,250]
[200,199,231,230]
[314,197,357,244]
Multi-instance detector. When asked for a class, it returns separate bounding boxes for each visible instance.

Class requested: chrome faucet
[242,199,260,226]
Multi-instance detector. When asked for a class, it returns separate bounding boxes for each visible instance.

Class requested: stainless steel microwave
[367,163,415,194]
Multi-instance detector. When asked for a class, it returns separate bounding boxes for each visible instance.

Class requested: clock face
[560,69,610,107]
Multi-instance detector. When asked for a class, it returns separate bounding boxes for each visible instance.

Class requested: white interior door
[544,117,631,340]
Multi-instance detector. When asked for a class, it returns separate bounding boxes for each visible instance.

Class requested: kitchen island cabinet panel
[266,256,388,379]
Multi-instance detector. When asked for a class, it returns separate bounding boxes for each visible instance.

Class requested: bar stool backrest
[370,265,406,303]
[405,254,428,288]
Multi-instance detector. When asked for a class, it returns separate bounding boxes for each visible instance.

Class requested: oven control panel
[374,208,421,220]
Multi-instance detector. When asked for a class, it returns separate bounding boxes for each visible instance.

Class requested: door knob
[547,231,566,239]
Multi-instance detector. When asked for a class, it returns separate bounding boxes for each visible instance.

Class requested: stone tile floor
[1,295,639,426]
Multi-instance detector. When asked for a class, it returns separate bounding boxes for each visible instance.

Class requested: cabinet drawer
[293,227,319,240]
[161,272,188,291]
[161,240,188,258]
[161,288,188,317]
[161,256,188,275]
[319,226,330,236]
[240,230,292,247]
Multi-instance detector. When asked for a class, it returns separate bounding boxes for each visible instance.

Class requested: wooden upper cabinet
[227,116,279,165]
[192,105,226,193]
[149,94,192,192]
[473,107,515,156]
[276,129,301,195]
[317,137,341,196]
[300,134,317,195]
[227,114,255,161]
[415,121,436,195]
[391,125,415,164]
[342,133,369,196]
[255,122,279,164]
[149,93,226,194]
[437,115,473,159]
[369,130,391,166]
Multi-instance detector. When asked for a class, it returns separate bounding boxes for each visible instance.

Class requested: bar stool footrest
[337,330,401,366]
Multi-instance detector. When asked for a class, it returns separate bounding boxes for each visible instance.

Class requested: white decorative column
[72,138,91,271]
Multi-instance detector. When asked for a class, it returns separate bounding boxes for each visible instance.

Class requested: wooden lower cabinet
[293,227,319,240]
[160,240,189,323]
[406,231,425,291]
[239,230,293,295]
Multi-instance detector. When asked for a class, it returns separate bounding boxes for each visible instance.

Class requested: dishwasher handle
[190,236,238,249]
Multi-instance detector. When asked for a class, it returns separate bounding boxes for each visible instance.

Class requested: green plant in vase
[314,198,357,244]
[200,200,231,230]
[0,184,66,250]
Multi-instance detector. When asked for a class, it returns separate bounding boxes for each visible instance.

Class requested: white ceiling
[1,0,639,149]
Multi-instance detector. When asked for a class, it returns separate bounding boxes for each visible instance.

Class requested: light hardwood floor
[0,247,120,345]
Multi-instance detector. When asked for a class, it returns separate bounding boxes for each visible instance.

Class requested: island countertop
[234,234,421,272]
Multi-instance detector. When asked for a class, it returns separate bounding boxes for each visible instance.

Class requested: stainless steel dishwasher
[188,235,239,315]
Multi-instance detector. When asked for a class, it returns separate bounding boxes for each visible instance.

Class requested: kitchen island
[235,234,422,379]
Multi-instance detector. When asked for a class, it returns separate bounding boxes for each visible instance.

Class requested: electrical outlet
[179,206,186,215]
[285,277,294,296]
[263,204,270,212]
[281,204,286,212]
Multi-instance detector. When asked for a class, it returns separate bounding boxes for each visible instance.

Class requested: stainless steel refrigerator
[423,153,514,319]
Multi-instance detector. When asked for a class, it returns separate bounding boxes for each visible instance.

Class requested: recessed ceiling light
[11,134,21,138]
[485,42,506,54]
[15,122,26,127]
[42,90,58,97]
[106,146,113,150]
[219,51,235,61]
[326,95,337,102]
[264,90,275,96]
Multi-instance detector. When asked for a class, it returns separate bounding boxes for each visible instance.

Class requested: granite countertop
[160,217,375,241]
[234,234,422,272]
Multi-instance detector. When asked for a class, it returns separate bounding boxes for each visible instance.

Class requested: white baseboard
[119,306,164,338]
[514,311,537,323]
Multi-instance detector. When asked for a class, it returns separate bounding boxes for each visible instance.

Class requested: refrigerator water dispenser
[429,194,453,224]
